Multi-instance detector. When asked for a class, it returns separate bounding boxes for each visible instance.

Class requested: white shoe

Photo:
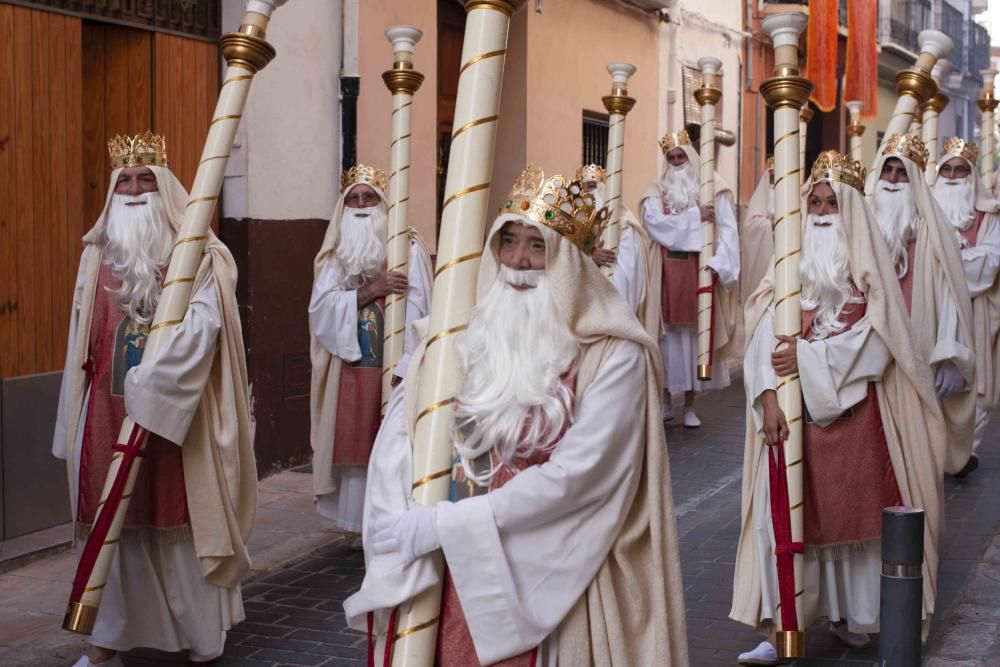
[662,401,675,421]
[830,622,871,648]
[71,655,123,667]
[683,407,701,429]
[738,641,787,665]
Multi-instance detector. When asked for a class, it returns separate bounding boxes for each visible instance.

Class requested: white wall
[221,0,343,221]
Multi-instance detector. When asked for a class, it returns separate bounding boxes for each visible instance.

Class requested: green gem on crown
[544,210,556,220]
[505,199,512,208]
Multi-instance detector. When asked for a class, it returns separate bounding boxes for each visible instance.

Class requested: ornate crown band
[941,137,979,166]
[659,128,692,153]
[500,165,610,255]
[108,131,168,170]
[576,164,607,184]
[882,133,929,171]
[810,150,867,194]
[341,164,387,194]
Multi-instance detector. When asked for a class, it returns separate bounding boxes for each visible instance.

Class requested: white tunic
[55,275,243,655]
[344,341,647,666]
[643,195,740,392]
[308,241,432,531]
[611,224,642,311]
[745,307,894,633]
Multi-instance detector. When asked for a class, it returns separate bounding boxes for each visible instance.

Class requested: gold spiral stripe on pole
[773,128,800,147]
[384,327,406,342]
[459,49,506,75]
[775,289,802,309]
[150,319,183,332]
[776,376,800,391]
[786,457,803,468]
[388,262,407,274]
[210,114,243,126]
[222,74,253,86]
[386,295,405,308]
[163,277,195,288]
[387,229,409,244]
[773,248,801,268]
[199,154,229,164]
[772,209,802,229]
[175,235,208,246]
[789,501,803,511]
[392,100,413,116]
[434,251,483,278]
[97,492,132,510]
[442,182,490,210]
[451,115,499,141]
[186,195,219,208]
[394,616,440,640]
[103,538,119,546]
[389,165,412,181]
[390,133,413,149]
[84,583,105,593]
[426,324,468,349]
[387,197,410,213]
[412,468,452,490]
[773,168,801,190]
[415,397,456,425]
[786,416,803,426]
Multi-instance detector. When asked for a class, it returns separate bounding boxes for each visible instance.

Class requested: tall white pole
[978,69,999,184]
[600,62,637,278]
[879,31,952,153]
[846,100,865,163]
[923,62,951,186]
[381,26,424,413]
[694,56,721,381]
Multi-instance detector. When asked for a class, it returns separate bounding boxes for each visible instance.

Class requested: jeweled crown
[576,164,607,184]
[941,137,979,166]
[810,150,867,194]
[882,133,929,171]
[500,166,610,255]
[659,129,692,153]
[341,164,387,194]
[108,131,168,170]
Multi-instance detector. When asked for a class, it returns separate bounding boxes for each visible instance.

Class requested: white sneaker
[737,641,787,665]
[71,655,123,667]
[662,401,675,421]
[830,622,871,648]
[683,407,701,429]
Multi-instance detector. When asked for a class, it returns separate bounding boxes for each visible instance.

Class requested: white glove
[371,505,440,566]
[935,362,965,400]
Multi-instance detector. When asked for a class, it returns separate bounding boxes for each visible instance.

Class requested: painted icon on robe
[111,317,150,395]
[355,301,384,368]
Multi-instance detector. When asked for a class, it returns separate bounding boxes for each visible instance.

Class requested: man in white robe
[741,158,774,302]
[640,129,740,426]
[54,133,255,666]
[344,167,688,665]
[580,163,662,340]
[733,152,946,664]
[309,165,432,538]
[933,138,1000,477]
[867,134,977,475]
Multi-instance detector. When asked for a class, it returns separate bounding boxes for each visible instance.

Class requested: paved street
[8,379,1000,666]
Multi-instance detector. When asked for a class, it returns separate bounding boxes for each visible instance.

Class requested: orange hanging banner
[844,0,878,119]
[804,0,839,112]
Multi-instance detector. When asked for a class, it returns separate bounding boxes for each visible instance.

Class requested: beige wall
[520,0,661,213]
[358,0,438,250]
[490,8,529,219]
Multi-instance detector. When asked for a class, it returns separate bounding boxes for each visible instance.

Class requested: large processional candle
[978,70,999,185]
[381,26,425,414]
[879,31,952,150]
[693,57,722,381]
[62,0,286,634]
[600,62,637,279]
[759,11,812,658]
[392,1,519,665]
[923,62,951,186]
[845,100,865,163]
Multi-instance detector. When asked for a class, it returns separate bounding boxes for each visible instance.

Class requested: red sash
[77,264,188,529]
[660,247,698,325]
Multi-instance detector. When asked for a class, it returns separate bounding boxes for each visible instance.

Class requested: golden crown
[659,129,692,153]
[341,164,387,194]
[108,131,168,170]
[500,165,610,255]
[882,133,929,171]
[810,150,867,194]
[941,137,979,165]
[576,164,607,183]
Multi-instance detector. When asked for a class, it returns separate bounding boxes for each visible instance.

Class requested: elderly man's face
[498,221,546,274]
[666,147,688,167]
[582,180,599,194]
[807,182,839,216]
[345,184,380,209]
[939,157,972,180]
[114,167,158,197]
[880,157,909,184]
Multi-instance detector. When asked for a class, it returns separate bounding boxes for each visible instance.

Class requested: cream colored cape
[866,153,977,474]
[640,143,739,361]
[741,168,774,304]
[309,186,433,499]
[55,167,256,588]
[403,213,688,665]
[730,182,946,637]
[940,156,1000,409]
[621,207,664,341]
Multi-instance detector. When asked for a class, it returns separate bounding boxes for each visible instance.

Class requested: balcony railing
[886,0,931,54]
[939,2,965,71]
[971,21,991,75]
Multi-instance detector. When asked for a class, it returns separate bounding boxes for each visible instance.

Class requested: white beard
[453,265,580,485]
[872,180,920,278]
[101,192,175,324]
[800,214,860,340]
[335,206,387,288]
[661,162,699,213]
[933,176,977,234]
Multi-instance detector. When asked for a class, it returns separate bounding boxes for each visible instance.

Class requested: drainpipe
[341,0,360,172]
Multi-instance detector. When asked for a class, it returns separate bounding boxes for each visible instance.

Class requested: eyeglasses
[346,191,380,207]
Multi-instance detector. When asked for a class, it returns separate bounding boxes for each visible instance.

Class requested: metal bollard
[879,506,924,666]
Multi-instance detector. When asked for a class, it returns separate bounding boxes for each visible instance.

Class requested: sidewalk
[0,470,350,667]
